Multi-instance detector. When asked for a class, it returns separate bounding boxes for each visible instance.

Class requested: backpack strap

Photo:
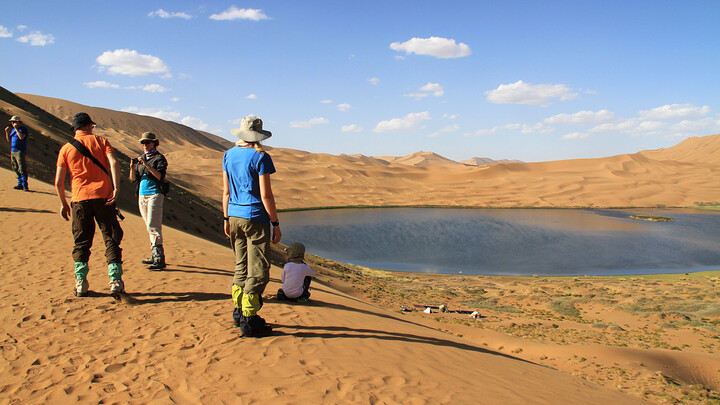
[67,138,124,220]
[69,138,109,175]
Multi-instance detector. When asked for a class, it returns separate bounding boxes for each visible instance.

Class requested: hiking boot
[13,185,23,190]
[23,187,29,192]
[141,257,154,265]
[109,279,125,294]
[147,260,166,270]
[75,279,89,297]
[237,315,271,337]
[297,296,310,303]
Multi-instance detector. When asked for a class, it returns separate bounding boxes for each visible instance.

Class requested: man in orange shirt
[55,112,125,297]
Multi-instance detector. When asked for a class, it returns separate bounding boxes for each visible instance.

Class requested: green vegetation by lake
[630,215,675,222]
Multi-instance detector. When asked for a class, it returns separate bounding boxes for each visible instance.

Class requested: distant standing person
[129,132,168,270]
[5,116,29,191]
[277,242,316,302]
[55,112,125,297]
[223,115,281,337]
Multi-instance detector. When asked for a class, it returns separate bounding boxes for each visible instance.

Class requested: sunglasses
[141,140,154,145]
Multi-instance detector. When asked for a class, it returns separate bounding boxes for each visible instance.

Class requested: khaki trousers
[138,193,164,249]
[229,217,270,295]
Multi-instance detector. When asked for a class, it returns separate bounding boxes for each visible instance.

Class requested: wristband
[271,220,279,227]
[223,217,229,221]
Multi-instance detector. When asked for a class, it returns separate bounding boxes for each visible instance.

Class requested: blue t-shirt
[10,126,28,152]
[223,146,276,224]
[139,174,162,195]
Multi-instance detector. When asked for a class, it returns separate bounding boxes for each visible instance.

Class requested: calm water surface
[280,208,720,276]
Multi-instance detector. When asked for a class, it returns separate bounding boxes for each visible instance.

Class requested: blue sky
[2,1,719,162]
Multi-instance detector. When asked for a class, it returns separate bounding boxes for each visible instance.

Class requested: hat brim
[231,128,272,142]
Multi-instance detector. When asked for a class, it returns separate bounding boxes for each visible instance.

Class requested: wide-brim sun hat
[139,131,159,143]
[231,115,272,142]
[284,242,306,263]
[9,116,21,122]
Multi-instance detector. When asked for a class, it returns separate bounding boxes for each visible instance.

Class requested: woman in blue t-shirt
[222,115,281,337]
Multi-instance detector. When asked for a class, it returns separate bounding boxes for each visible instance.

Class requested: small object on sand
[469,311,481,319]
[423,307,432,314]
[401,305,409,312]
[439,304,448,313]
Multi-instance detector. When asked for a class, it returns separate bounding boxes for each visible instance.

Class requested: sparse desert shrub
[549,299,581,317]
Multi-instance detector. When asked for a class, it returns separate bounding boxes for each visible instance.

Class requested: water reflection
[280,208,720,276]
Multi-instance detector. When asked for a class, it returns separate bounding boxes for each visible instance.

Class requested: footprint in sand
[104,363,124,373]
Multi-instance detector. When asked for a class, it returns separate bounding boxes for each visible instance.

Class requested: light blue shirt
[223,146,276,224]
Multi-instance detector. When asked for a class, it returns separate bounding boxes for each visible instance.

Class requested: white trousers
[138,194,164,251]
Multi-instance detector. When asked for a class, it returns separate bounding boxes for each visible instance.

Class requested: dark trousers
[71,199,123,264]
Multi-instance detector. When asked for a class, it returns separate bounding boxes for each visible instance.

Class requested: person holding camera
[129,132,168,270]
[5,116,29,191]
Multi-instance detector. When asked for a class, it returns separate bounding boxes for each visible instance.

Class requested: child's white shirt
[281,262,316,298]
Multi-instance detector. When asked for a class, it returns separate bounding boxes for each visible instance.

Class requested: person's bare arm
[106,152,120,205]
[222,171,231,238]
[259,173,281,244]
[54,166,71,221]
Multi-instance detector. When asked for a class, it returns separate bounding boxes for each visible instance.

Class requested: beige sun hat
[284,242,306,263]
[9,116,21,122]
[231,115,272,142]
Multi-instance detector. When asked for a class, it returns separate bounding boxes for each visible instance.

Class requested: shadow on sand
[270,323,534,364]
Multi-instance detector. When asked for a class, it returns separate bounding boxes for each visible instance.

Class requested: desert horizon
[1,89,719,403]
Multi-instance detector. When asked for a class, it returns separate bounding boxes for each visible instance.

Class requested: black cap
[72,112,96,130]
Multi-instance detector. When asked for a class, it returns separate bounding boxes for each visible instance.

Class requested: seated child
[277,242,316,302]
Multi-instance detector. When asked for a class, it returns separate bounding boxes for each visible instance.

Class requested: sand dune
[9,92,720,213]
[0,168,651,404]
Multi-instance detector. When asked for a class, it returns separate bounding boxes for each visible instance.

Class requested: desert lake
[280,208,720,276]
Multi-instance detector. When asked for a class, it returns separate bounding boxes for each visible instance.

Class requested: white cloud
[590,119,638,134]
[390,36,471,59]
[16,25,27,31]
[342,124,363,133]
[0,25,11,38]
[320,99,332,104]
[442,113,459,119]
[290,117,330,128]
[669,117,720,134]
[16,31,54,46]
[181,116,209,130]
[545,110,616,125]
[84,81,119,89]
[148,9,191,19]
[464,123,521,137]
[638,104,712,120]
[337,103,351,112]
[561,132,590,140]
[521,123,555,134]
[404,92,429,100]
[210,6,269,21]
[142,84,169,93]
[429,124,461,137]
[97,49,170,77]
[170,97,181,102]
[406,82,444,100]
[367,77,380,85]
[123,107,181,122]
[590,118,667,136]
[420,82,444,97]
[246,94,258,99]
[486,80,577,105]
[373,111,431,133]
